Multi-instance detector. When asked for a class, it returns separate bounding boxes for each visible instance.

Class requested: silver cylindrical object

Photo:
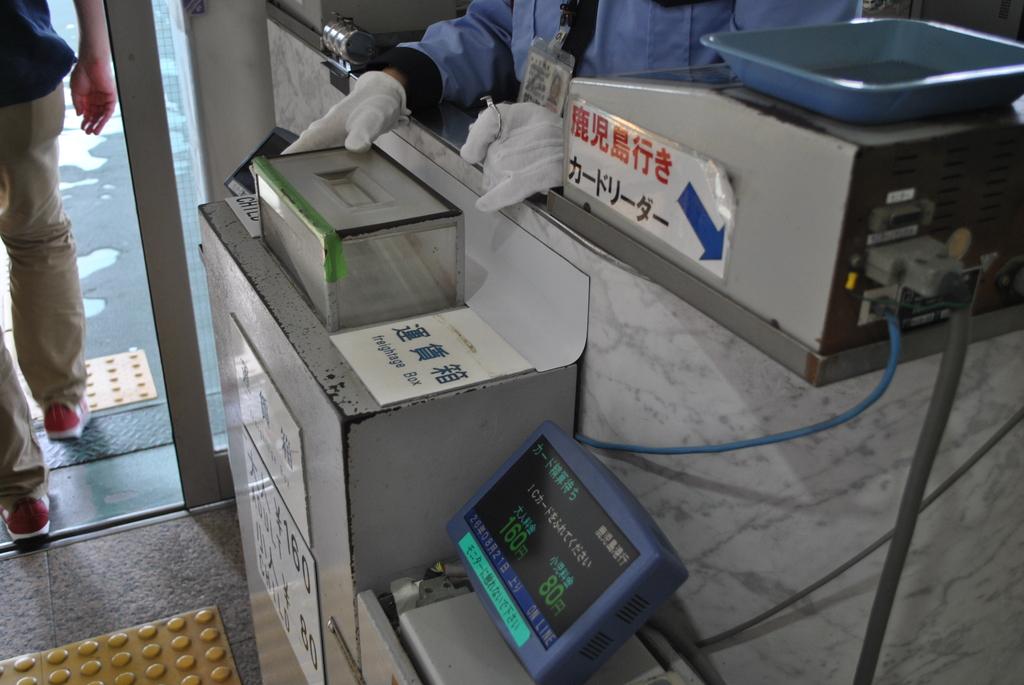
[323,16,377,66]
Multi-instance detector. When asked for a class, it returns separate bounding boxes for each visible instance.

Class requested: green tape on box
[323,233,345,282]
[252,155,348,282]
[459,532,531,647]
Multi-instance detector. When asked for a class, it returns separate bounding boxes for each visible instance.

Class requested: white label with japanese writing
[330,307,533,407]
[244,434,323,685]
[226,194,262,238]
[232,319,309,545]
[886,188,916,205]
[565,98,736,280]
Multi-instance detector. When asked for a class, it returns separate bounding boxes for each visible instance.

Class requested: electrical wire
[853,305,971,685]
[576,311,902,455]
[646,620,731,685]
[696,400,1024,650]
[638,626,717,685]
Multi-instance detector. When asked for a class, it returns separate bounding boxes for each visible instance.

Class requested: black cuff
[366,47,443,111]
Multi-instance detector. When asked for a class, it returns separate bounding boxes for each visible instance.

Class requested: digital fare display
[467,435,639,649]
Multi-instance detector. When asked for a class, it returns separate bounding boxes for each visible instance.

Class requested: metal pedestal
[201,202,578,684]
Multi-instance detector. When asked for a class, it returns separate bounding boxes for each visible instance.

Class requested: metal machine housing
[559,77,1024,382]
[202,202,578,685]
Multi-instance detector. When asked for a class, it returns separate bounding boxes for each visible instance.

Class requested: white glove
[285,71,409,155]
[460,102,564,213]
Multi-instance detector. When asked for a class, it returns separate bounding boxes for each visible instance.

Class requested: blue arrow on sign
[678,183,725,261]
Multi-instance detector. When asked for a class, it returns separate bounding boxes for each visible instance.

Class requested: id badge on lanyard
[518,5,578,115]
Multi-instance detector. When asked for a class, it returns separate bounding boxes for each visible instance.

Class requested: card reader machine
[448,422,688,685]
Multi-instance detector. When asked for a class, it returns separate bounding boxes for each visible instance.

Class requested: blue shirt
[1,0,76,107]
[403,0,860,108]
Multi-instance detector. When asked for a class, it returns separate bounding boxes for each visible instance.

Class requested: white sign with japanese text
[565,98,736,280]
[330,307,533,407]
[232,319,309,545]
[244,434,323,685]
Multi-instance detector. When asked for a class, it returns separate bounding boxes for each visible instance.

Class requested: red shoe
[1,495,50,541]
[44,399,91,440]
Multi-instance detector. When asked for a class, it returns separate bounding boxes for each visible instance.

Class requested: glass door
[104,0,276,508]
[147,0,273,456]
[102,0,229,507]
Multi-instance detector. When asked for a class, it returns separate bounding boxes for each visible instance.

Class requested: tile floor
[0,445,184,548]
[0,505,261,684]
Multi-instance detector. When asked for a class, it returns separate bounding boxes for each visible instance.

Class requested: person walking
[0,0,117,540]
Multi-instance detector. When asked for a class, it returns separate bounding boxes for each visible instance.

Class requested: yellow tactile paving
[0,607,241,685]
[83,350,157,413]
[3,243,158,418]
[4,344,159,422]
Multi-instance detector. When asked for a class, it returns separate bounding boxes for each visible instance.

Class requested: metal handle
[327,615,366,681]
[323,17,377,66]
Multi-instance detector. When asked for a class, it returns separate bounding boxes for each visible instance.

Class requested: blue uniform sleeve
[731,0,860,31]
[400,0,518,108]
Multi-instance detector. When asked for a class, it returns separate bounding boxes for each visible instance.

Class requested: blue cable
[576,311,902,455]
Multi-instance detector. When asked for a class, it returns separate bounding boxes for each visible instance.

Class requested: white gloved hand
[285,71,409,155]
[460,102,564,213]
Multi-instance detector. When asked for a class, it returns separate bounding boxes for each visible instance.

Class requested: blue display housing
[447,421,688,685]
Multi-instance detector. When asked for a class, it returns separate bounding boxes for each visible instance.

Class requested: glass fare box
[253,147,464,332]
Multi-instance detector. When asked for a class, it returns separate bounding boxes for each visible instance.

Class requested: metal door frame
[104,0,231,507]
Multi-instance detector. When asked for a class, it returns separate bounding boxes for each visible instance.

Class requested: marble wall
[265,20,1024,685]
[267,21,343,134]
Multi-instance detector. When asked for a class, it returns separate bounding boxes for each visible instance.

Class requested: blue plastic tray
[701,19,1024,125]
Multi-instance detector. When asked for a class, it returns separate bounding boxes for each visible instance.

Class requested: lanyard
[554,0,599,73]
[550,2,581,52]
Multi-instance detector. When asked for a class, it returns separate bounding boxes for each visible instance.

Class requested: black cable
[648,618,731,685]
[639,626,719,684]
[696,399,1024,650]
[853,306,971,684]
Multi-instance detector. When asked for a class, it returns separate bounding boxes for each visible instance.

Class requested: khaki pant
[0,85,87,510]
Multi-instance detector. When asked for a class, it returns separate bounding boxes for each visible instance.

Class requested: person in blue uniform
[288,0,859,209]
